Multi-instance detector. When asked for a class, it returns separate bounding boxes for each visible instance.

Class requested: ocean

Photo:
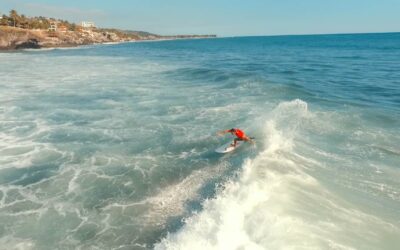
[0,33,399,250]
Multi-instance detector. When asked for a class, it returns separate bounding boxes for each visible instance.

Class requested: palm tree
[20,14,29,28]
[9,9,19,27]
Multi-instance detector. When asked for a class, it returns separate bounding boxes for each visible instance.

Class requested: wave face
[156,99,400,249]
[1,34,400,249]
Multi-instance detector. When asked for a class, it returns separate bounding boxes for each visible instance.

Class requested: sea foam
[156,99,400,250]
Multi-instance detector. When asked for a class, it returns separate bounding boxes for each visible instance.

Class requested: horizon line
[215,31,400,39]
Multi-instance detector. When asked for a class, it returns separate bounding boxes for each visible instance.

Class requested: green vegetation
[0,9,78,31]
[0,8,216,50]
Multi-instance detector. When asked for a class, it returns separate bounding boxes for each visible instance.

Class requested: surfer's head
[229,128,235,134]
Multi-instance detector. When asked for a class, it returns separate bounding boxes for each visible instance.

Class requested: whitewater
[0,34,399,250]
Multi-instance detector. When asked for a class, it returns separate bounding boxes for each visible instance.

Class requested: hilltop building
[47,21,68,32]
[58,25,67,32]
[81,21,95,29]
[48,21,57,32]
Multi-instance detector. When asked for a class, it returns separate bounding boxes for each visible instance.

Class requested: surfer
[217,128,253,147]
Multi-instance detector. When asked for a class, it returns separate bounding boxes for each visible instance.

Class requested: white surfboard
[215,140,244,153]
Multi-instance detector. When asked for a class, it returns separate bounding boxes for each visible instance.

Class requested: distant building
[48,21,57,32]
[58,25,67,32]
[81,21,95,29]
[76,25,84,33]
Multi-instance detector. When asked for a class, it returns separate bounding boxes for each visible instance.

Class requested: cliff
[0,26,135,50]
[0,26,216,51]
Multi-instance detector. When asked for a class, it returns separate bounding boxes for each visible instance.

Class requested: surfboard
[215,140,244,153]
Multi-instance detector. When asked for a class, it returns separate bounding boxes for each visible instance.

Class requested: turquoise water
[0,33,399,250]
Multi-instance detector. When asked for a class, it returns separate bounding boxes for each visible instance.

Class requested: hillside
[0,10,216,50]
[0,26,135,50]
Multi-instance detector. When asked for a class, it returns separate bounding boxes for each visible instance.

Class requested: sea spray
[155,100,315,249]
[156,99,400,249]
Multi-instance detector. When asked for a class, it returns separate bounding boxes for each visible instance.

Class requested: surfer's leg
[232,138,243,147]
[231,138,238,147]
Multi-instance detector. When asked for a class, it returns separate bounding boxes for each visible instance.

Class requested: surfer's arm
[217,129,231,136]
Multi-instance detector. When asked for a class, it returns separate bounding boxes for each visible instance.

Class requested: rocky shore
[0,26,216,51]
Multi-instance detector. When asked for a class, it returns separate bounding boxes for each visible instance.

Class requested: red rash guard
[233,129,245,139]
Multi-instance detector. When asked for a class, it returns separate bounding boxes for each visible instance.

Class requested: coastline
[0,26,216,51]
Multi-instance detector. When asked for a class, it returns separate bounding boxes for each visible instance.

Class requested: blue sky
[1,0,399,36]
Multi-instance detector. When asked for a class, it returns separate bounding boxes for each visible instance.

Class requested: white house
[81,21,95,29]
[48,21,57,32]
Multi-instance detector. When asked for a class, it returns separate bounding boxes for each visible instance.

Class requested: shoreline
[0,26,216,52]
[0,37,218,53]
